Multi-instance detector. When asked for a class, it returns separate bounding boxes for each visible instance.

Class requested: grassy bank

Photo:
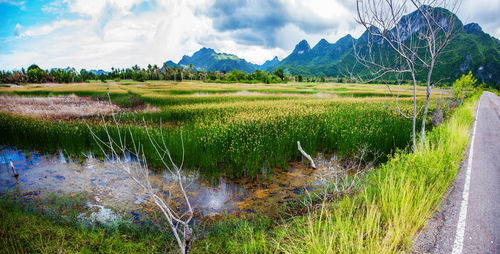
[0,198,174,253]
[268,93,480,253]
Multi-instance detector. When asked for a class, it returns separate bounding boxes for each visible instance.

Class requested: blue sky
[1,0,499,71]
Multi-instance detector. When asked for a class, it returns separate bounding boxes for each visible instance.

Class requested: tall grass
[271,93,479,253]
[0,82,427,178]
[0,96,416,177]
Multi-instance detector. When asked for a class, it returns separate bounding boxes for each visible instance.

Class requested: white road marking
[452,98,481,254]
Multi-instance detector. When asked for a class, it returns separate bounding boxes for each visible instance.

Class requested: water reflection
[0,146,342,222]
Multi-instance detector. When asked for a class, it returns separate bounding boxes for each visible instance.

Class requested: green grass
[0,198,175,253]
[0,82,430,178]
[184,92,479,253]
[0,98,416,177]
[268,92,480,253]
[0,82,478,253]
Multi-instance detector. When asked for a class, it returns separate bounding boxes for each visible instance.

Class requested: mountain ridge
[164,48,280,73]
[271,7,499,86]
[162,6,499,87]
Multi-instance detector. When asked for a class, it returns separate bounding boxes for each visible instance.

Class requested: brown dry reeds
[0,95,120,119]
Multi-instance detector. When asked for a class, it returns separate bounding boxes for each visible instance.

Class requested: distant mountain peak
[258,56,280,71]
[398,5,462,35]
[265,56,280,64]
[163,60,177,68]
[314,38,331,48]
[173,47,257,72]
[293,40,311,55]
[318,38,329,44]
[339,34,354,41]
[464,23,483,34]
[192,47,216,57]
[199,47,216,53]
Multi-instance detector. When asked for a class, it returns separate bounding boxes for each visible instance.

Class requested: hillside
[165,48,280,73]
[272,6,500,87]
[160,6,500,87]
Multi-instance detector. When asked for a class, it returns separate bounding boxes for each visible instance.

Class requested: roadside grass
[270,93,480,253]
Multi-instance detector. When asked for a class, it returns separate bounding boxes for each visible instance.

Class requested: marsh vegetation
[0,79,478,253]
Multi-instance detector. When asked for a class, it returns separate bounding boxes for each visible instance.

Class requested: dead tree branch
[85,95,196,254]
[355,0,461,151]
[297,141,316,169]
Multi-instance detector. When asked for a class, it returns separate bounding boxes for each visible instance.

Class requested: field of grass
[188,91,479,253]
[231,93,478,253]
[0,85,479,253]
[0,81,438,178]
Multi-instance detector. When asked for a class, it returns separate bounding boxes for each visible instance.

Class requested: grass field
[0,81,441,178]
[0,81,479,253]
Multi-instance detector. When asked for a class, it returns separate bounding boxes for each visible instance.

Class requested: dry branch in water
[297,141,316,169]
[9,160,18,177]
[304,144,377,209]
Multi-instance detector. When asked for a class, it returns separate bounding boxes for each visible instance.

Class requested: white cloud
[0,0,218,70]
[1,0,499,71]
[19,19,84,37]
[42,0,64,14]
[457,0,500,38]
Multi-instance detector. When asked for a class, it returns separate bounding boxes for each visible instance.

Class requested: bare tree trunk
[354,0,460,153]
[420,63,435,149]
[411,75,418,152]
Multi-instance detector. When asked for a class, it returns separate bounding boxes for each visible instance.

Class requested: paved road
[412,91,500,254]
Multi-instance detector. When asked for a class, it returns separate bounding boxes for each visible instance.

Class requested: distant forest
[0,63,431,86]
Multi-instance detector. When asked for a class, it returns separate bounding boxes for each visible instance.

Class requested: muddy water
[0,146,341,223]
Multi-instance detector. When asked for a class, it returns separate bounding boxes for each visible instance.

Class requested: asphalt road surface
[412,91,500,254]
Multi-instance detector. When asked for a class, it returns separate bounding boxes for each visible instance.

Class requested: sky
[1,0,499,71]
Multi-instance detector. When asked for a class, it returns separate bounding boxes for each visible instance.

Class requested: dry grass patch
[0,95,121,119]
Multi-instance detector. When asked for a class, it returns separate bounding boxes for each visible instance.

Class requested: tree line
[0,63,294,84]
[0,63,376,85]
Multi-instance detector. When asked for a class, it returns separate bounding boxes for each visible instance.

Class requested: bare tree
[85,113,196,253]
[354,0,461,151]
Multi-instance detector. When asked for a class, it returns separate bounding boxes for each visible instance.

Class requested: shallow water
[0,146,341,223]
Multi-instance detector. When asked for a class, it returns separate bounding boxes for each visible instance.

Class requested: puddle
[0,146,343,222]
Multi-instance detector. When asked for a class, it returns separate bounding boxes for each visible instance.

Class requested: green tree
[99,74,107,83]
[273,68,284,80]
[27,64,41,72]
[27,68,44,83]
[80,69,90,82]
[452,71,476,105]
